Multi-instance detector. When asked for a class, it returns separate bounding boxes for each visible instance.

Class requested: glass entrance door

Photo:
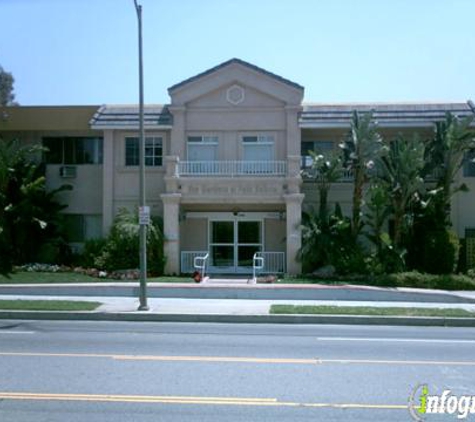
[209,219,262,273]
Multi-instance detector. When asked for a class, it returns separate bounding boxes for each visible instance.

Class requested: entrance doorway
[209,219,263,273]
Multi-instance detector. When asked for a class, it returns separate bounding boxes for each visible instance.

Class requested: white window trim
[186,134,219,161]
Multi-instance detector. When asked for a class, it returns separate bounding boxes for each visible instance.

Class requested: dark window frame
[43,137,103,165]
[125,136,163,167]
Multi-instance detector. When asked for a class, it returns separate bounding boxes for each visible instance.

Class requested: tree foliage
[376,134,426,248]
[341,111,384,238]
[0,139,71,274]
[94,208,165,275]
[424,113,475,227]
[0,65,16,106]
[301,110,473,276]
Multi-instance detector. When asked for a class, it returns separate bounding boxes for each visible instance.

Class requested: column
[284,193,304,275]
[169,106,186,157]
[285,105,302,156]
[161,193,182,275]
[102,130,115,236]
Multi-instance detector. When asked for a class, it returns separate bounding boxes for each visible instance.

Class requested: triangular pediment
[168,58,304,106]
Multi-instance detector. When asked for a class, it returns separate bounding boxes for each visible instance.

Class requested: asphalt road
[1,321,474,421]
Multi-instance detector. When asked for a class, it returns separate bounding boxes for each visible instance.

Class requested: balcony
[164,156,302,201]
[178,160,287,177]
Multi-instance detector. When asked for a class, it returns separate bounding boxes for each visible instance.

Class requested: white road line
[0,331,35,335]
[316,337,475,344]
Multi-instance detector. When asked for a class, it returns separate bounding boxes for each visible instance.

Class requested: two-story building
[1,58,474,274]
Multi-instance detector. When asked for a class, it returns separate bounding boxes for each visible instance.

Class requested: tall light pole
[134,0,149,311]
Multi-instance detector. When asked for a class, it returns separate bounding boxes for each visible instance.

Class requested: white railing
[252,253,265,283]
[254,252,286,274]
[194,253,209,280]
[178,161,287,177]
[181,251,286,275]
[181,251,208,274]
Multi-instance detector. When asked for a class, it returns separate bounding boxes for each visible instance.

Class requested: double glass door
[209,220,262,273]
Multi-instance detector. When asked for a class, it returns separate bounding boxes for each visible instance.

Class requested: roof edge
[168,58,304,93]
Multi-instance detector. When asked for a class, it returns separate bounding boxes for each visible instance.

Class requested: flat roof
[0,105,100,131]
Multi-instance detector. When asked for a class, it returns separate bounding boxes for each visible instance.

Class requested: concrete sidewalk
[1,281,475,326]
[1,293,475,327]
[2,295,475,315]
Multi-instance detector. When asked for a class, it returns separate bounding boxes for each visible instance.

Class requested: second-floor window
[242,135,274,161]
[463,149,475,177]
[301,141,334,169]
[187,136,218,161]
[43,137,103,165]
[125,137,163,166]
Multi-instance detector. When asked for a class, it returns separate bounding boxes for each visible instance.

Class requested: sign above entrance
[185,211,285,220]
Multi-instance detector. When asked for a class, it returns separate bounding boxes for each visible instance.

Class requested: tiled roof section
[300,102,475,127]
[90,104,172,129]
[168,58,304,92]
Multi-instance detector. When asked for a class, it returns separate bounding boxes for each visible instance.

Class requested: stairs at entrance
[204,276,253,285]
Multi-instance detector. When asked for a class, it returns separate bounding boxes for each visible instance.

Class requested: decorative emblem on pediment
[226,84,245,105]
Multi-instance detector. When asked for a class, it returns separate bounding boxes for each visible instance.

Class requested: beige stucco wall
[265,219,286,252]
[180,218,208,251]
[102,129,171,232]
[452,173,475,237]
[0,129,104,217]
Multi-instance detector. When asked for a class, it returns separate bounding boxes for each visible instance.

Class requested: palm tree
[424,113,475,227]
[304,149,343,223]
[376,134,425,248]
[341,110,384,239]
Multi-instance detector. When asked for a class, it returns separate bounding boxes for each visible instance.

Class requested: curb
[1,311,475,327]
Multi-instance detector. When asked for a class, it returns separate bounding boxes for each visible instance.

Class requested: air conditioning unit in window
[59,166,77,178]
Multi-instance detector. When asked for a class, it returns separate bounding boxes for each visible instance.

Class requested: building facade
[1,59,474,274]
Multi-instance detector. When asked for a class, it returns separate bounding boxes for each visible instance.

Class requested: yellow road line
[1,351,474,366]
[0,392,407,409]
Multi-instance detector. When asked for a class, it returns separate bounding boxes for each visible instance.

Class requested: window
[463,149,475,177]
[301,141,334,169]
[242,135,274,161]
[125,137,163,166]
[64,214,102,242]
[187,136,218,161]
[466,228,475,270]
[43,137,103,164]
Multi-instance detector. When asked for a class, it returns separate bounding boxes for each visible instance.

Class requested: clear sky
[1,0,474,106]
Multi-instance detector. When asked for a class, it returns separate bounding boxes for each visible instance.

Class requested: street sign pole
[134,0,149,311]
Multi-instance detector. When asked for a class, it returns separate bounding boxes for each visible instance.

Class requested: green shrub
[408,228,460,275]
[80,238,107,268]
[94,208,165,275]
[381,271,475,290]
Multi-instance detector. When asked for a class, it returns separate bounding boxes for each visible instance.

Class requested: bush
[94,208,165,275]
[379,271,475,290]
[299,204,368,275]
[80,238,107,268]
[407,228,460,275]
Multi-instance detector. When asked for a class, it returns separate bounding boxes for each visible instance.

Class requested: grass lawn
[0,272,193,284]
[0,300,101,311]
[270,304,475,318]
[149,276,193,283]
[0,272,104,284]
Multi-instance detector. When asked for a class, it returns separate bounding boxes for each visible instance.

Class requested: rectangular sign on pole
[139,206,150,225]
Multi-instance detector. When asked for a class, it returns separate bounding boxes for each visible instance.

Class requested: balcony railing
[178,161,287,177]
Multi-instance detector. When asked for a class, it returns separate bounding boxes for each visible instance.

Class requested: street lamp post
[134,0,149,311]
